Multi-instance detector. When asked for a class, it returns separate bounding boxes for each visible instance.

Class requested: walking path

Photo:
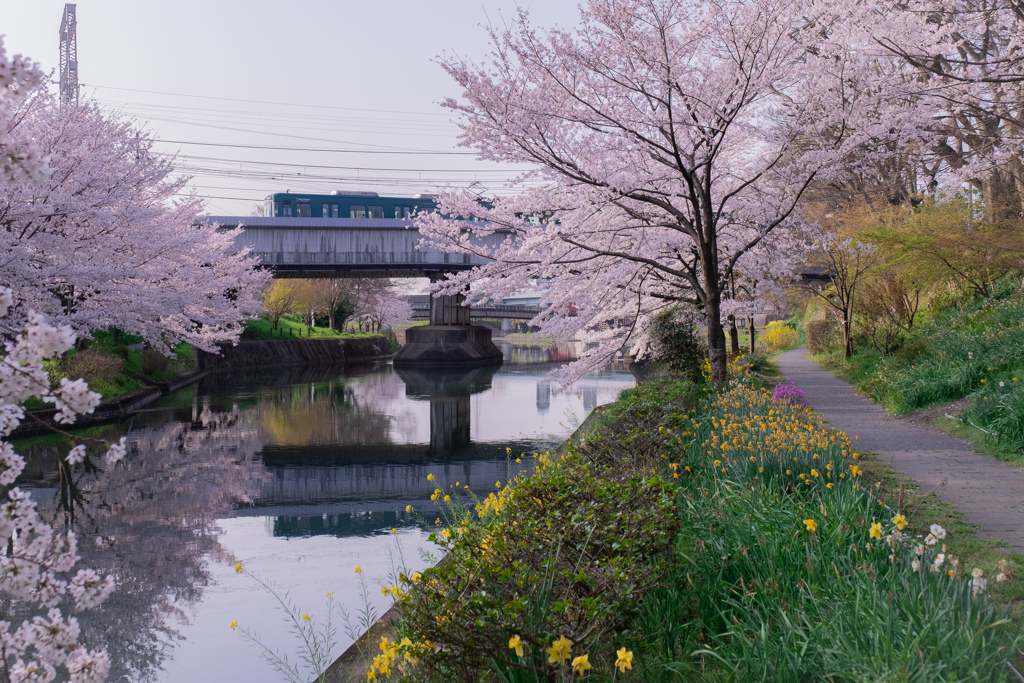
[779,346,1024,553]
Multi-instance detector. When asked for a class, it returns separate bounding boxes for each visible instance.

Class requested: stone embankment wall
[196,337,392,371]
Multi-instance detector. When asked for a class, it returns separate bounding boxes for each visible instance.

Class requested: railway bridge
[205,216,512,365]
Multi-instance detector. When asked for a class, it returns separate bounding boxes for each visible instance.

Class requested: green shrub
[805,320,840,354]
[648,308,707,382]
[140,347,168,375]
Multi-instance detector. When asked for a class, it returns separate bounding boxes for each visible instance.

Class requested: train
[262,191,439,219]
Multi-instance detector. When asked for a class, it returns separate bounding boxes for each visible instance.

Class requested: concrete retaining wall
[196,337,392,371]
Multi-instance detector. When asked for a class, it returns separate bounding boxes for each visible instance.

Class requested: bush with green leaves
[647,308,707,382]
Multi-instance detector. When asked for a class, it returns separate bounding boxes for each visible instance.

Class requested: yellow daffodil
[234,562,243,574]
[326,591,334,597]
[229,620,238,630]
[443,495,451,502]
[869,523,882,539]
[302,613,311,622]
[615,647,633,672]
[410,572,421,583]
[546,635,573,664]
[405,505,412,513]
[509,634,524,657]
[849,464,860,477]
[826,482,833,489]
[571,654,592,675]
[804,519,818,532]
[354,565,363,574]
[427,473,434,481]
[810,469,819,477]
[892,513,908,531]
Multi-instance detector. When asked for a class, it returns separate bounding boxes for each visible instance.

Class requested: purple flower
[773,378,806,407]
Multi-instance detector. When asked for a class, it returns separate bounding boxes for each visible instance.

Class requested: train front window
[296,202,311,217]
[350,205,366,218]
[369,205,384,219]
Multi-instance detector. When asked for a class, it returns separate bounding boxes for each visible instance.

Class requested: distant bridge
[203,216,507,278]
[409,303,542,322]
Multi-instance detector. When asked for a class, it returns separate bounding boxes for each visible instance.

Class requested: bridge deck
[205,216,505,277]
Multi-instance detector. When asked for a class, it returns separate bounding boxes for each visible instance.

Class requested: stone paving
[779,346,1024,553]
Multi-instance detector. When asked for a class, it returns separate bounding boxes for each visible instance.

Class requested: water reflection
[12,346,634,683]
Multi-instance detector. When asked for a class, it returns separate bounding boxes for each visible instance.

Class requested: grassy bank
[814,281,1024,456]
[242,313,385,340]
[28,329,195,405]
[366,367,1021,681]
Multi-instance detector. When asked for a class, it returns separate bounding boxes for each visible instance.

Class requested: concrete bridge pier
[501,318,513,332]
[393,275,503,367]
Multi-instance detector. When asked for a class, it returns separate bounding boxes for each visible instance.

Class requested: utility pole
[59,4,79,106]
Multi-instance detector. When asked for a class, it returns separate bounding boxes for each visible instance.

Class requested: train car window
[394,206,413,219]
[350,205,366,218]
[297,202,311,217]
[369,205,384,219]
[283,202,292,217]
[322,204,330,218]
[273,202,280,217]
[332,204,340,218]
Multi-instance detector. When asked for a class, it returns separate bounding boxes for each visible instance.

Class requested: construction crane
[59,4,78,106]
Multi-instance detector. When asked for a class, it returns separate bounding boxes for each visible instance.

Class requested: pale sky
[3,0,581,215]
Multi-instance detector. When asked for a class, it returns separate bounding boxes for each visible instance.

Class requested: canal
[15,343,635,682]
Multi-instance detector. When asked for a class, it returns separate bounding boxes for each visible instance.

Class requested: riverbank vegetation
[371,363,1022,681]
[810,261,1024,458]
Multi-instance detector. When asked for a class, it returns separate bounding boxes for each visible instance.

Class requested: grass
[374,366,1022,682]
[243,314,382,340]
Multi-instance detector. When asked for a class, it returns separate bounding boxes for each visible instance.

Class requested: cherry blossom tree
[0,88,269,354]
[0,286,124,682]
[417,0,929,382]
[874,0,1024,220]
[0,38,46,183]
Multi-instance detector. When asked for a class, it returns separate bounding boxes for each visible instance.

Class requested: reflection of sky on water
[12,348,634,683]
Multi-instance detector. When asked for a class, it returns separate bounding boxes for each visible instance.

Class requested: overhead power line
[84,83,451,117]
[153,139,476,155]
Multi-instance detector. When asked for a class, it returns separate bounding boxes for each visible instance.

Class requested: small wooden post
[728,315,740,356]
[748,315,756,353]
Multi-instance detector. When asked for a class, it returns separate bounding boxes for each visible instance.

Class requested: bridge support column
[501,318,513,333]
[393,273,503,367]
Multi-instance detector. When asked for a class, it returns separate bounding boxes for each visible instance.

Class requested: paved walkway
[779,346,1024,552]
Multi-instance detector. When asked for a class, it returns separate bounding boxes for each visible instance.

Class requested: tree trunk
[706,300,728,384]
[748,316,755,354]
[843,317,853,358]
[728,315,739,357]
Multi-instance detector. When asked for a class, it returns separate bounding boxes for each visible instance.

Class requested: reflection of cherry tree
[20,408,265,682]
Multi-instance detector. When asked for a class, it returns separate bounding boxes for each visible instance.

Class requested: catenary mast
[58,4,79,106]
